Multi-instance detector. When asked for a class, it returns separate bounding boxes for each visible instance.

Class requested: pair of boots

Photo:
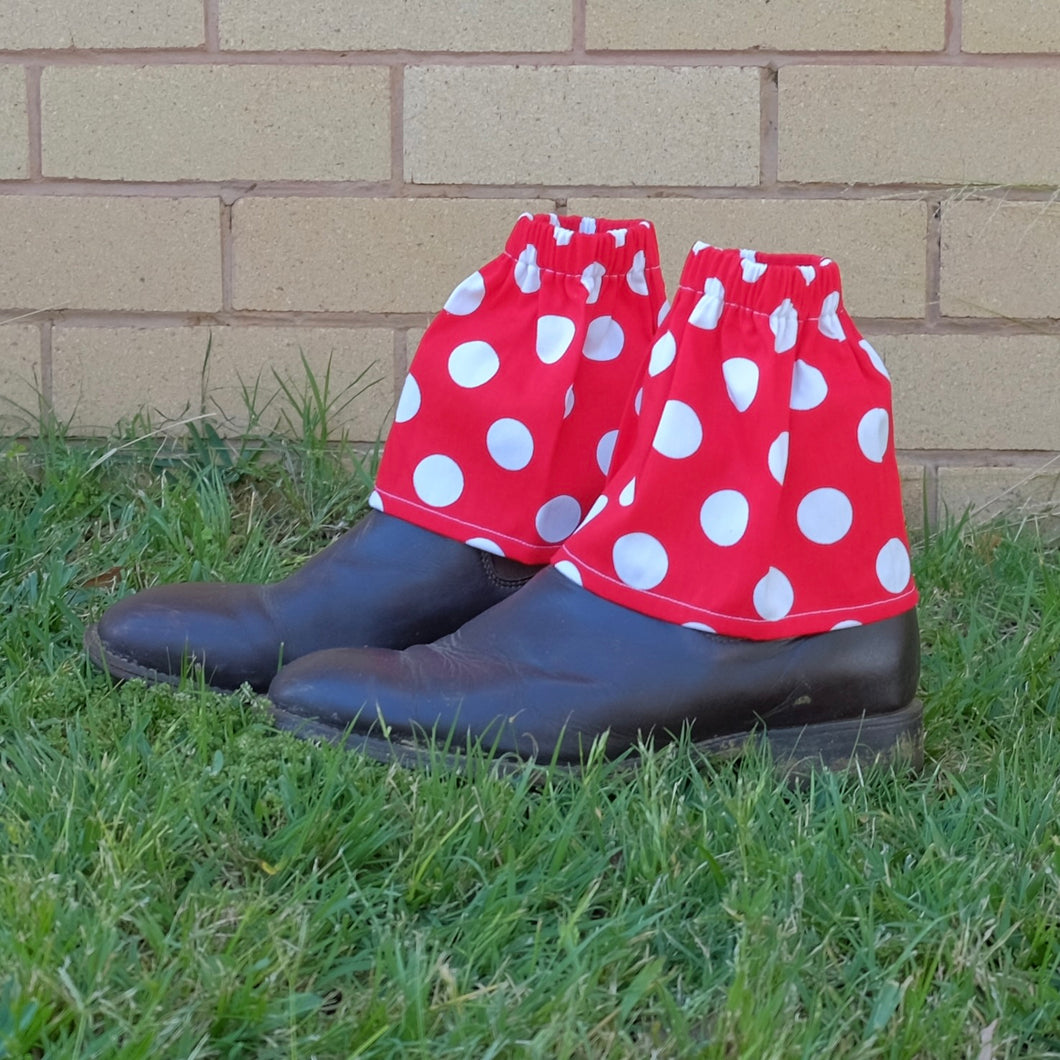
[85,214,922,772]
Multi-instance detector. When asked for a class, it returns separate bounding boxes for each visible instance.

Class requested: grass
[1,396,1059,1058]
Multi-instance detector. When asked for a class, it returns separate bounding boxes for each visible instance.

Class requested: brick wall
[2,0,1059,525]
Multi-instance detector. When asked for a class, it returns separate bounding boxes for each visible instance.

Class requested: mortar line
[759,64,779,190]
[572,0,587,57]
[925,462,940,526]
[946,0,963,55]
[40,318,53,414]
[6,48,1060,68]
[393,329,408,410]
[390,64,404,190]
[924,195,944,325]
[6,180,1053,202]
[6,178,1051,200]
[25,65,42,178]
[219,198,234,312]
[6,307,1060,335]
[203,0,219,51]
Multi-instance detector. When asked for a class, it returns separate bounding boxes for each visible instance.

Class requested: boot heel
[764,699,924,777]
[695,699,924,778]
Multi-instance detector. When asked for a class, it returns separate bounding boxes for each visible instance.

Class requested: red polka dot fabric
[371,213,667,563]
[553,243,918,640]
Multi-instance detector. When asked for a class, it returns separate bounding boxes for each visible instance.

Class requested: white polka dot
[860,339,891,380]
[536,315,577,364]
[536,495,582,543]
[580,494,608,527]
[554,560,583,586]
[689,278,725,330]
[563,385,575,418]
[741,257,767,283]
[648,331,676,376]
[552,226,573,246]
[581,261,606,304]
[692,240,711,254]
[818,291,846,341]
[394,374,421,423]
[596,430,619,475]
[613,533,669,590]
[486,418,534,471]
[753,567,794,621]
[797,488,853,545]
[831,620,862,630]
[857,407,890,463]
[583,316,624,361]
[368,489,383,511]
[876,538,911,594]
[609,227,628,247]
[633,388,643,415]
[448,341,499,388]
[618,478,636,506]
[700,489,750,547]
[652,400,703,460]
[443,271,486,315]
[798,265,816,285]
[466,537,504,556]
[626,250,649,296]
[821,258,833,267]
[579,216,597,234]
[722,358,759,413]
[768,432,789,485]
[515,245,541,293]
[413,454,464,508]
[790,360,828,410]
[682,622,716,633]
[657,299,671,325]
[769,298,798,354]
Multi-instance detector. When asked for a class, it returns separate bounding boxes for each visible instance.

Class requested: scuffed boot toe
[86,582,282,691]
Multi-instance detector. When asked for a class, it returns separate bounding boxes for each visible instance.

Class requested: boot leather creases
[84,510,543,692]
[268,567,922,769]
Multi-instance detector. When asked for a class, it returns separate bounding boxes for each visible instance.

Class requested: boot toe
[89,583,278,691]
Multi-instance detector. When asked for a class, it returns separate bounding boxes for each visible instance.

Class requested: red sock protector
[371,213,667,563]
[554,243,918,639]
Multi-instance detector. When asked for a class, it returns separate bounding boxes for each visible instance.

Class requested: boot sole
[270,698,924,779]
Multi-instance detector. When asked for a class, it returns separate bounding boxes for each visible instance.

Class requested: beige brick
[941,199,1060,320]
[587,0,943,51]
[0,325,41,432]
[780,67,1060,185]
[569,198,927,318]
[964,0,1060,52]
[220,0,569,51]
[52,326,396,440]
[0,0,202,49]
[405,66,760,186]
[42,66,390,182]
[884,334,1060,450]
[0,197,220,312]
[0,66,28,179]
[232,197,550,313]
[938,465,1060,536]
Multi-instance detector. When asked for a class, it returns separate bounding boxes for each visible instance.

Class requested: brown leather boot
[85,511,541,692]
[267,567,923,774]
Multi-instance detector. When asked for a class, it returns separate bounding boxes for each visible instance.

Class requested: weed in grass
[2,366,1060,1057]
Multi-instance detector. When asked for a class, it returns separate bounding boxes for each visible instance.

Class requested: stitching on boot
[479,551,541,590]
